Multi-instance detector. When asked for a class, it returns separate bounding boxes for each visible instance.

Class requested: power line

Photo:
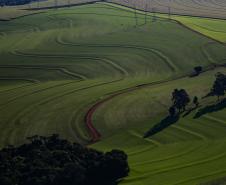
[168,6,171,20]
[145,1,148,25]
[54,0,58,9]
[133,1,138,27]
[152,7,157,22]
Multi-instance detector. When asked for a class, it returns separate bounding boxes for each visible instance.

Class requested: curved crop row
[57,38,177,72]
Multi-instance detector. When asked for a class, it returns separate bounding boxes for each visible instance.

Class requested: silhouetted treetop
[171,88,190,112]
[210,72,226,100]
[0,134,129,185]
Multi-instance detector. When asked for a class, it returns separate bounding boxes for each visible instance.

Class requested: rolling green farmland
[105,2,226,43]
[167,16,226,43]
[93,68,226,185]
[1,2,226,185]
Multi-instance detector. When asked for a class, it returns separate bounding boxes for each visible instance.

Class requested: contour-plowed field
[1,2,226,185]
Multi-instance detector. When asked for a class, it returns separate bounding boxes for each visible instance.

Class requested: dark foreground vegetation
[0,134,129,185]
[0,0,38,6]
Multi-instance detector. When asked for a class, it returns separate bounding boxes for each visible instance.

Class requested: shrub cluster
[0,134,129,185]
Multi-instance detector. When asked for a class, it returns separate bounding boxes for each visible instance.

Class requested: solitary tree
[172,89,190,112]
[211,72,226,101]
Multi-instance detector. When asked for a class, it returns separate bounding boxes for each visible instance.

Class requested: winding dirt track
[85,75,187,142]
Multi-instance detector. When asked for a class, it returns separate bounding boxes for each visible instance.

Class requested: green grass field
[171,16,226,43]
[105,3,226,43]
[1,2,226,185]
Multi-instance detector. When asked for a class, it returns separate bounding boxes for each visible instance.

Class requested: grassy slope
[1,1,226,42]
[93,68,226,185]
[169,16,226,43]
[104,3,226,43]
[0,2,226,185]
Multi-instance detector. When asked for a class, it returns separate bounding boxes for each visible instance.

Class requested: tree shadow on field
[144,115,179,138]
[194,98,226,118]
[182,106,200,118]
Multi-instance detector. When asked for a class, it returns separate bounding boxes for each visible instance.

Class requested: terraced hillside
[1,2,226,185]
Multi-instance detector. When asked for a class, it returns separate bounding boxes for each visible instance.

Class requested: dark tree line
[0,0,39,6]
[0,134,129,185]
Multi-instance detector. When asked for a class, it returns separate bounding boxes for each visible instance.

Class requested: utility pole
[168,6,171,20]
[152,7,156,22]
[168,0,171,20]
[55,0,58,9]
[134,1,138,27]
[145,1,148,25]
[150,0,152,23]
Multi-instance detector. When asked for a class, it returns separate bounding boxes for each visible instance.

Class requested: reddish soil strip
[85,75,187,142]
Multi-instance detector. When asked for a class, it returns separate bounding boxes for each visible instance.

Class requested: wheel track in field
[1,78,125,145]
[171,125,208,141]
[0,64,86,80]
[127,146,156,156]
[48,78,125,143]
[0,80,81,108]
[1,25,40,36]
[5,42,129,143]
[11,50,127,78]
[192,22,226,34]
[201,42,217,64]
[124,144,226,181]
[57,38,178,72]
[4,53,87,80]
[130,142,207,167]
[128,130,161,146]
[171,168,226,185]
[0,83,34,94]
[8,80,116,145]
[56,36,130,76]
[203,114,226,127]
[0,80,102,145]
[22,102,87,145]
[0,77,39,83]
[129,124,208,167]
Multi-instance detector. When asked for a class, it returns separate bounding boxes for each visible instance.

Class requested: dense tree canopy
[0,134,129,185]
[0,0,38,6]
[171,88,190,112]
[211,72,226,100]
[193,66,203,75]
